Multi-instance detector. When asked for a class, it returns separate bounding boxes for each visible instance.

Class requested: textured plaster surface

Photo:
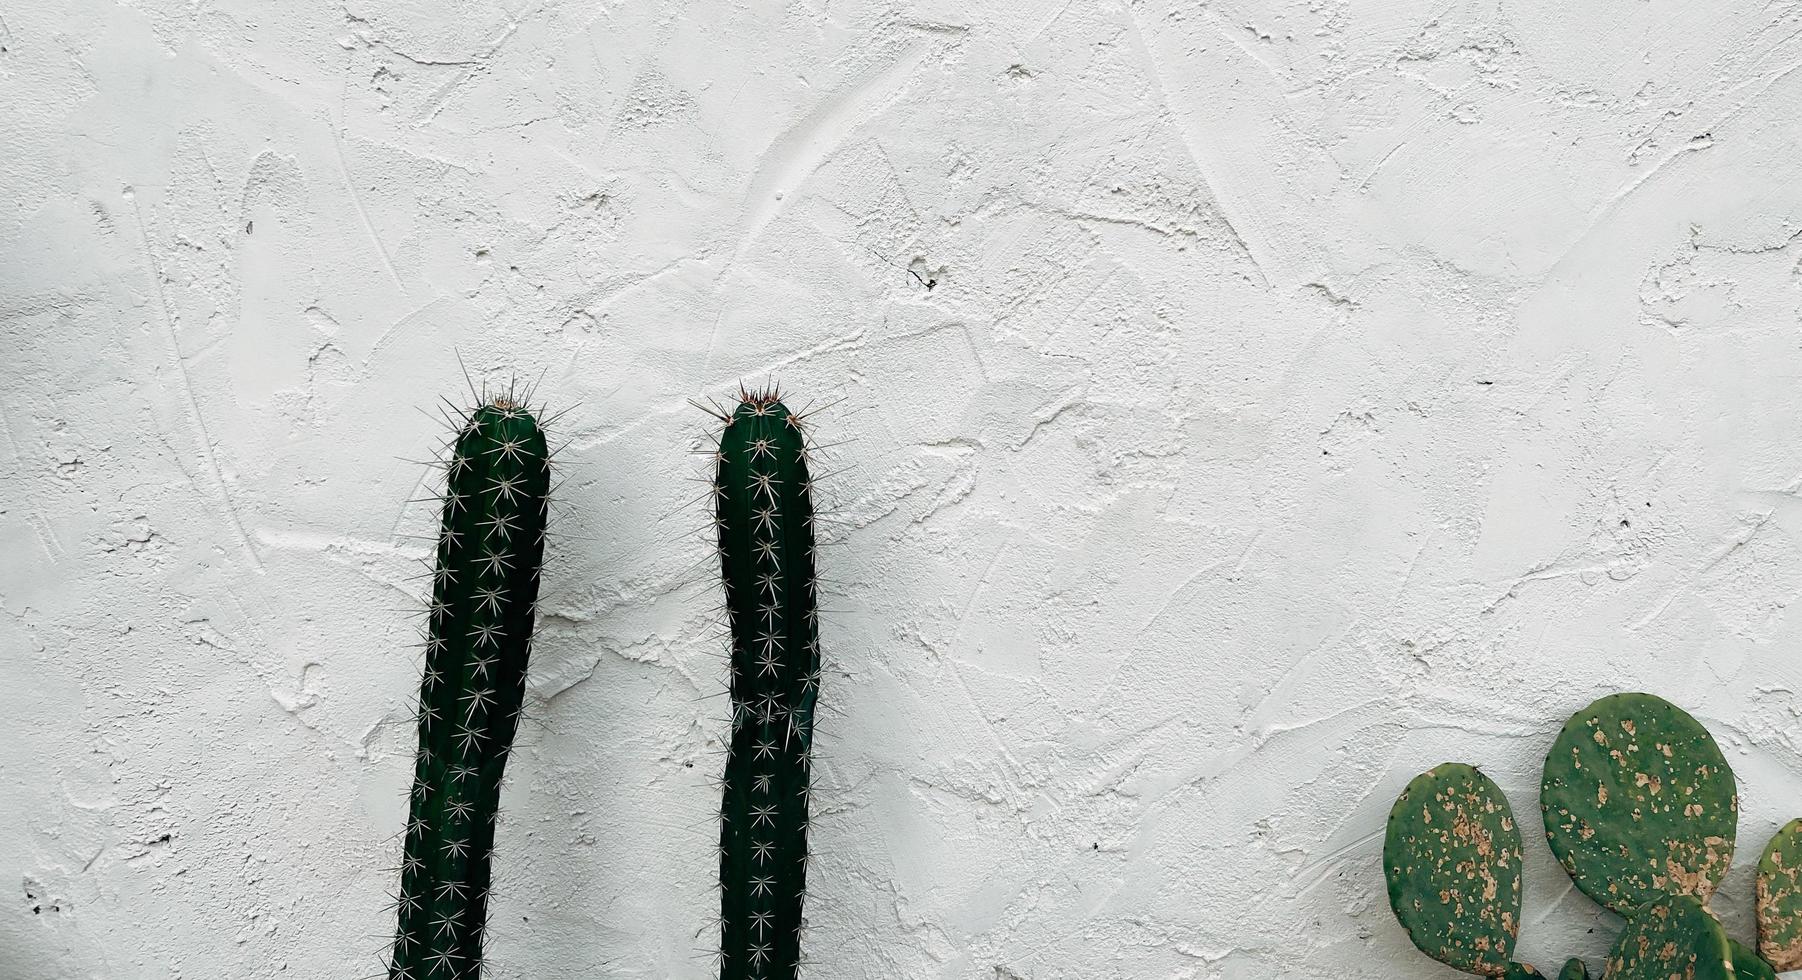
[5,1,1802,978]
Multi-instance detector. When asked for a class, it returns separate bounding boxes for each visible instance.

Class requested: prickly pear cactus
[1757,818,1802,971]
[1384,764,1524,977]
[1540,693,1737,914]
[1730,939,1775,980]
[387,399,550,980]
[1558,958,1590,980]
[1601,894,1733,980]
[710,386,824,980]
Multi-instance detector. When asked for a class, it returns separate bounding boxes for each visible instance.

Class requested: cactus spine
[710,386,823,980]
[387,398,550,980]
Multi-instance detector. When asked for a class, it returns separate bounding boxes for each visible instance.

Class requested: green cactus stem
[1384,763,1525,977]
[1558,958,1590,980]
[710,386,824,980]
[1757,818,1802,971]
[1601,894,1733,979]
[386,399,550,980]
[1730,939,1776,980]
[1540,693,1737,915]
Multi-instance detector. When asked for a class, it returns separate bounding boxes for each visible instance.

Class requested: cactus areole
[712,387,823,980]
[388,400,550,980]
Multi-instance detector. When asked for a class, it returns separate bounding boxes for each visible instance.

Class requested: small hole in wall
[1091,842,1098,850]
[245,221,253,234]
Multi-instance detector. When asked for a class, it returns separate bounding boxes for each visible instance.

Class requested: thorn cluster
[388,397,551,980]
[712,385,823,980]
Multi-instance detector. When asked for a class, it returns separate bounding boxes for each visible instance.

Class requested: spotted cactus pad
[1558,958,1590,980]
[1757,818,1802,971]
[1541,693,1737,914]
[1384,763,1523,976]
[1602,894,1733,980]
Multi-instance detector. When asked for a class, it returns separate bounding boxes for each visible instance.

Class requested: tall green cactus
[387,398,550,980]
[709,386,823,980]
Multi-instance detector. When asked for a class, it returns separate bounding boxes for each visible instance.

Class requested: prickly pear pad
[1558,958,1589,980]
[1384,764,1523,977]
[1601,894,1733,980]
[1757,818,1802,970]
[1541,693,1737,914]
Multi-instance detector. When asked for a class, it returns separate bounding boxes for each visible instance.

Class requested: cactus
[1730,939,1776,980]
[1384,764,1525,977]
[709,386,824,980]
[1384,695,1802,978]
[1756,818,1802,970]
[1540,693,1737,915]
[386,398,550,980]
[1601,894,1733,980]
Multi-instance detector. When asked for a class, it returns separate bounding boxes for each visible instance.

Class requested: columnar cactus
[386,398,550,980]
[709,385,824,980]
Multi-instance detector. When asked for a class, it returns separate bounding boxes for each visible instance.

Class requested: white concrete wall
[6,0,1802,977]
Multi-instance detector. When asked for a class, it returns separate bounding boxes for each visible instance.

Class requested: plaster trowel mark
[724,40,941,272]
[128,192,264,573]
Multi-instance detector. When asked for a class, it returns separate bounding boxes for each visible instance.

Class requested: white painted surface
[5,1,1802,977]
